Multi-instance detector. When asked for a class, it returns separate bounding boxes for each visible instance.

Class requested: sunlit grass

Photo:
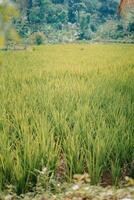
[0,44,134,193]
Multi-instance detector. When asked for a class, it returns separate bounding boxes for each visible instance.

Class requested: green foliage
[125,11,134,32]
[10,0,134,42]
[79,13,91,39]
[94,13,134,42]
[30,32,46,45]
[0,0,19,48]
[0,0,132,43]
[11,0,119,42]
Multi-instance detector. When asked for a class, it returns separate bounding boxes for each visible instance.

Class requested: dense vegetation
[0,44,133,194]
[13,0,134,43]
[0,0,134,45]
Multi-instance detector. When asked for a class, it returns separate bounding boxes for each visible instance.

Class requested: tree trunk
[119,0,134,15]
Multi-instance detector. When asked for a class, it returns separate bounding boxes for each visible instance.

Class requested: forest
[0,0,134,45]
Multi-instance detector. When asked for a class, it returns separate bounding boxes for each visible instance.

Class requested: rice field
[0,44,134,194]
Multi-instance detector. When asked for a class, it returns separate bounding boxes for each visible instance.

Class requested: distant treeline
[9,0,134,43]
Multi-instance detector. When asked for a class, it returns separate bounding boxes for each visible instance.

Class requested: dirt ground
[1,184,134,200]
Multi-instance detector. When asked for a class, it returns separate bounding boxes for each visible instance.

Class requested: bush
[30,32,46,45]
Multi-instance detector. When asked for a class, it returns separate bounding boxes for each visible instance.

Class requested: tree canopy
[1,0,134,44]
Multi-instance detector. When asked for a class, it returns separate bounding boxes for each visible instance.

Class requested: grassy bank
[0,44,134,194]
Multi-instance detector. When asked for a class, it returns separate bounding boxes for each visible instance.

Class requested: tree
[79,12,91,39]
[0,0,19,48]
[119,0,134,15]
[4,0,133,43]
[127,11,134,32]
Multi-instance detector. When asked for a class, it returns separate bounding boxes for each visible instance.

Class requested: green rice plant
[111,159,121,185]
[62,132,85,180]
[0,44,133,193]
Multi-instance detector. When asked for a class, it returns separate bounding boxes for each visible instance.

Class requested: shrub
[30,32,46,45]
